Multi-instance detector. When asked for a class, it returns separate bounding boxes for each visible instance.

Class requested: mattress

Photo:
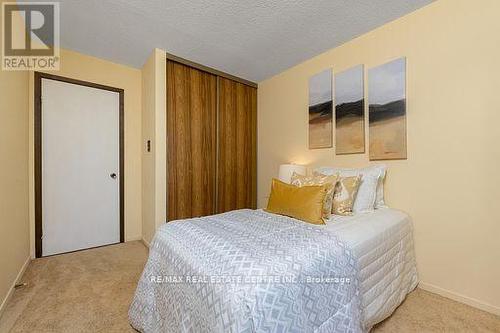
[325,208,418,330]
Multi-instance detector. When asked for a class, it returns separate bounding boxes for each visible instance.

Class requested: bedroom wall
[0,1,30,314]
[257,0,500,314]
[0,57,30,317]
[141,49,167,245]
[28,49,143,256]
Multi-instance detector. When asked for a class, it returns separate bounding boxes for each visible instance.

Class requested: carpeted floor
[0,241,499,332]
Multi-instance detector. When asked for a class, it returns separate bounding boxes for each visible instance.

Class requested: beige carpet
[0,241,498,332]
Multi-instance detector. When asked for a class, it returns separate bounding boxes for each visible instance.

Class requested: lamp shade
[278,164,306,184]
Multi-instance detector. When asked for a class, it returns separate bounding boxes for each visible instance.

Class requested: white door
[42,78,120,256]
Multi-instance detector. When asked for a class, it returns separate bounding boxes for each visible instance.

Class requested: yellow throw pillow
[290,172,339,219]
[332,176,362,216]
[266,178,328,225]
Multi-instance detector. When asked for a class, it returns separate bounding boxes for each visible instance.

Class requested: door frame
[34,72,125,258]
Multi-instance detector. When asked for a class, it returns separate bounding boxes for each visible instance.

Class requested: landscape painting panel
[335,65,365,154]
[368,58,407,160]
[309,69,333,149]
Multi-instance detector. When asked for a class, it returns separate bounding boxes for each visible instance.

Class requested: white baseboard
[126,236,143,242]
[0,257,31,319]
[419,282,500,316]
[126,235,150,248]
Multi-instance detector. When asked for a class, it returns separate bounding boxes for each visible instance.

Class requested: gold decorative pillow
[332,176,362,216]
[290,172,339,219]
[266,178,328,225]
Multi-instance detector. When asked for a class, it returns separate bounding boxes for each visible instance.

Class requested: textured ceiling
[24,0,433,82]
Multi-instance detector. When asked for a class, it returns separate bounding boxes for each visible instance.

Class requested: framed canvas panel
[335,65,365,154]
[368,57,407,160]
[309,69,333,149]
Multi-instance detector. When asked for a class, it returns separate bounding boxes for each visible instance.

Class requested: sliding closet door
[217,77,257,213]
[167,62,217,220]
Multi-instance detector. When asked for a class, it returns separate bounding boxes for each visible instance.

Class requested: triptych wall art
[307,57,407,160]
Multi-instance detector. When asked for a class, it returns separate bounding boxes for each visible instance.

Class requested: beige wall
[141,49,166,244]
[28,49,143,255]
[0,3,30,311]
[0,62,30,315]
[258,0,500,314]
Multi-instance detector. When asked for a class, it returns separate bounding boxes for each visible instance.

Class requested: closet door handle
[110,173,117,179]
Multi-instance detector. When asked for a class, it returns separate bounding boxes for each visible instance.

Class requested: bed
[129,208,418,333]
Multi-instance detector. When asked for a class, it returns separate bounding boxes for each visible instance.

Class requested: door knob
[110,173,117,179]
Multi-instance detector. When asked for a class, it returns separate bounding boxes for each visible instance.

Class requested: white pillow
[315,164,387,212]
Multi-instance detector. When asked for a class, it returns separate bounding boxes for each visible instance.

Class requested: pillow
[315,164,387,211]
[266,178,328,225]
[332,176,362,216]
[290,172,339,219]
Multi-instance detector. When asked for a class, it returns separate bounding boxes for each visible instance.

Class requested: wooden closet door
[167,62,217,220]
[217,77,257,213]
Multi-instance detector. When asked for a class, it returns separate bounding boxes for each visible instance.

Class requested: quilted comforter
[129,209,363,332]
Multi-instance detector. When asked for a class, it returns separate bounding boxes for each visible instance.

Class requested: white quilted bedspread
[129,208,418,332]
[129,209,363,333]
[326,208,418,330]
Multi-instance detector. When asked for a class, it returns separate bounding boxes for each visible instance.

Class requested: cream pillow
[332,176,362,216]
[315,164,387,212]
[290,172,339,219]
